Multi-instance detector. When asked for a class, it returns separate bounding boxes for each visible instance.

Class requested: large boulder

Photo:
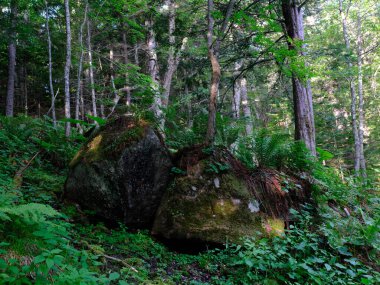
[152,146,312,244]
[64,115,172,229]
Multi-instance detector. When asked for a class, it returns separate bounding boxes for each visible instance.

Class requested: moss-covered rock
[152,147,309,244]
[64,115,172,229]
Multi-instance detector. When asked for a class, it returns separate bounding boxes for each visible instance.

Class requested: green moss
[153,169,281,244]
[69,117,148,168]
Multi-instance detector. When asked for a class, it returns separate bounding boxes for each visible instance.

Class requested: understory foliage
[0,116,379,284]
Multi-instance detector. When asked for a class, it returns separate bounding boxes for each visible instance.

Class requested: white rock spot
[248,200,260,213]
[214,177,220,188]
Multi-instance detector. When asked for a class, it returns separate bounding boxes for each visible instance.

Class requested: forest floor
[0,117,379,284]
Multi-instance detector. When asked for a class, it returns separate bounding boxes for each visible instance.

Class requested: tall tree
[45,0,56,127]
[6,0,17,117]
[356,0,366,176]
[146,18,162,122]
[64,0,72,136]
[87,15,98,120]
[281,0,316,155]
[75,1,88,131]
[339,0,360,173]
[206,0,236,144]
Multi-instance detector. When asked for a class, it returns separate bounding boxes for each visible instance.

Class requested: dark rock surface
[64,116,172,229]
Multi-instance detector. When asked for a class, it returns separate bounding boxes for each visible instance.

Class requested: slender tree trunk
[87,16,98,120]
[146,19,162,121]
[23,65,28,115]
[205,0,235,144]
[356,3,367,176]
[6,1,17,117]
[109,47,120,115]
[45,1,56,127]
[134,43,139,65]
[206,0,221,143]
[75,2,88,132]
[162,0,176,110]
[122,31,131,105]
[339,0,360,174]
[282,0,316,155]
[240,77,253,136]
[64,0,72,136]
[232,62,242,119]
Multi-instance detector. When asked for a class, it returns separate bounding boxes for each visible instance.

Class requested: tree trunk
[75,2,88,132]
[205,0,235,144]
[6,1,17,117]
[45,1,56,127]
[162,0,176,110]
[64,0,72,136]
[240,77,253,136]
[356,3,367,177]
[87,16,98,120]
[282,0,316,156]
[146,19,162,121]
[232,62,242,119]
[339,0,361,174]
[205,0,221,143]
[122,31,131,105]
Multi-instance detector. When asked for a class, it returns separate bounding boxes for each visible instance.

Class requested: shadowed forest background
[0,0,379,284]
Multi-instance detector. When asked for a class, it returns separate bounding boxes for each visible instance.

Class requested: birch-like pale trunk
[45,1,56,127]
[339,0,361,174]
[232,62,242,119]
[162,0,176,110]
[282,0,316,156]
[356,3,367,176]
[87,16,98,120]
[134,43,139,65]
[146,19,162,121]
[108,47,121,116]
[64,0,72,136]
[75,2,88,132]
[6,1,17,117]
[122,31,131,105]
[240,77,253,136]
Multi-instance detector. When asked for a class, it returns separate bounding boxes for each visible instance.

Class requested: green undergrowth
[0,116,379,284]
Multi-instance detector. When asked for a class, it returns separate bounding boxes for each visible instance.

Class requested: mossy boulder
[64,115,172,229]
[152,146,312,244]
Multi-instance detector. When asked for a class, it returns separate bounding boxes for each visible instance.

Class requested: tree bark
[205,0,235,144]
[240,77,253,136]
[6,1,17,117]
[162,0,177,109]
[339,0,361,174]
[356,2,367,176]
[87,16,98,120]
[282,0,316,155]
[232,62,242,119]
[64,0,72,136]
[75,2,88,132]
[146,19,162,121]
[122,31,131,105]
[45,1,56,127]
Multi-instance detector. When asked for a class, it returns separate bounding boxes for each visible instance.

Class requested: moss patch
[69,116,149,168]
[153,170,279,244]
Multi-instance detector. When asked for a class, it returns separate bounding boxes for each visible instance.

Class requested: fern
[0,203,60,225]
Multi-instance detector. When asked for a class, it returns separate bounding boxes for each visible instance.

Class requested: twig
[15,151,42,178]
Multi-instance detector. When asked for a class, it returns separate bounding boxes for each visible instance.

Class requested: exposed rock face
[65,116,172,229]
[152,146,312,244]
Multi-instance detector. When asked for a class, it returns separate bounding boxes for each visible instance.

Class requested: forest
[0,0,379,284]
